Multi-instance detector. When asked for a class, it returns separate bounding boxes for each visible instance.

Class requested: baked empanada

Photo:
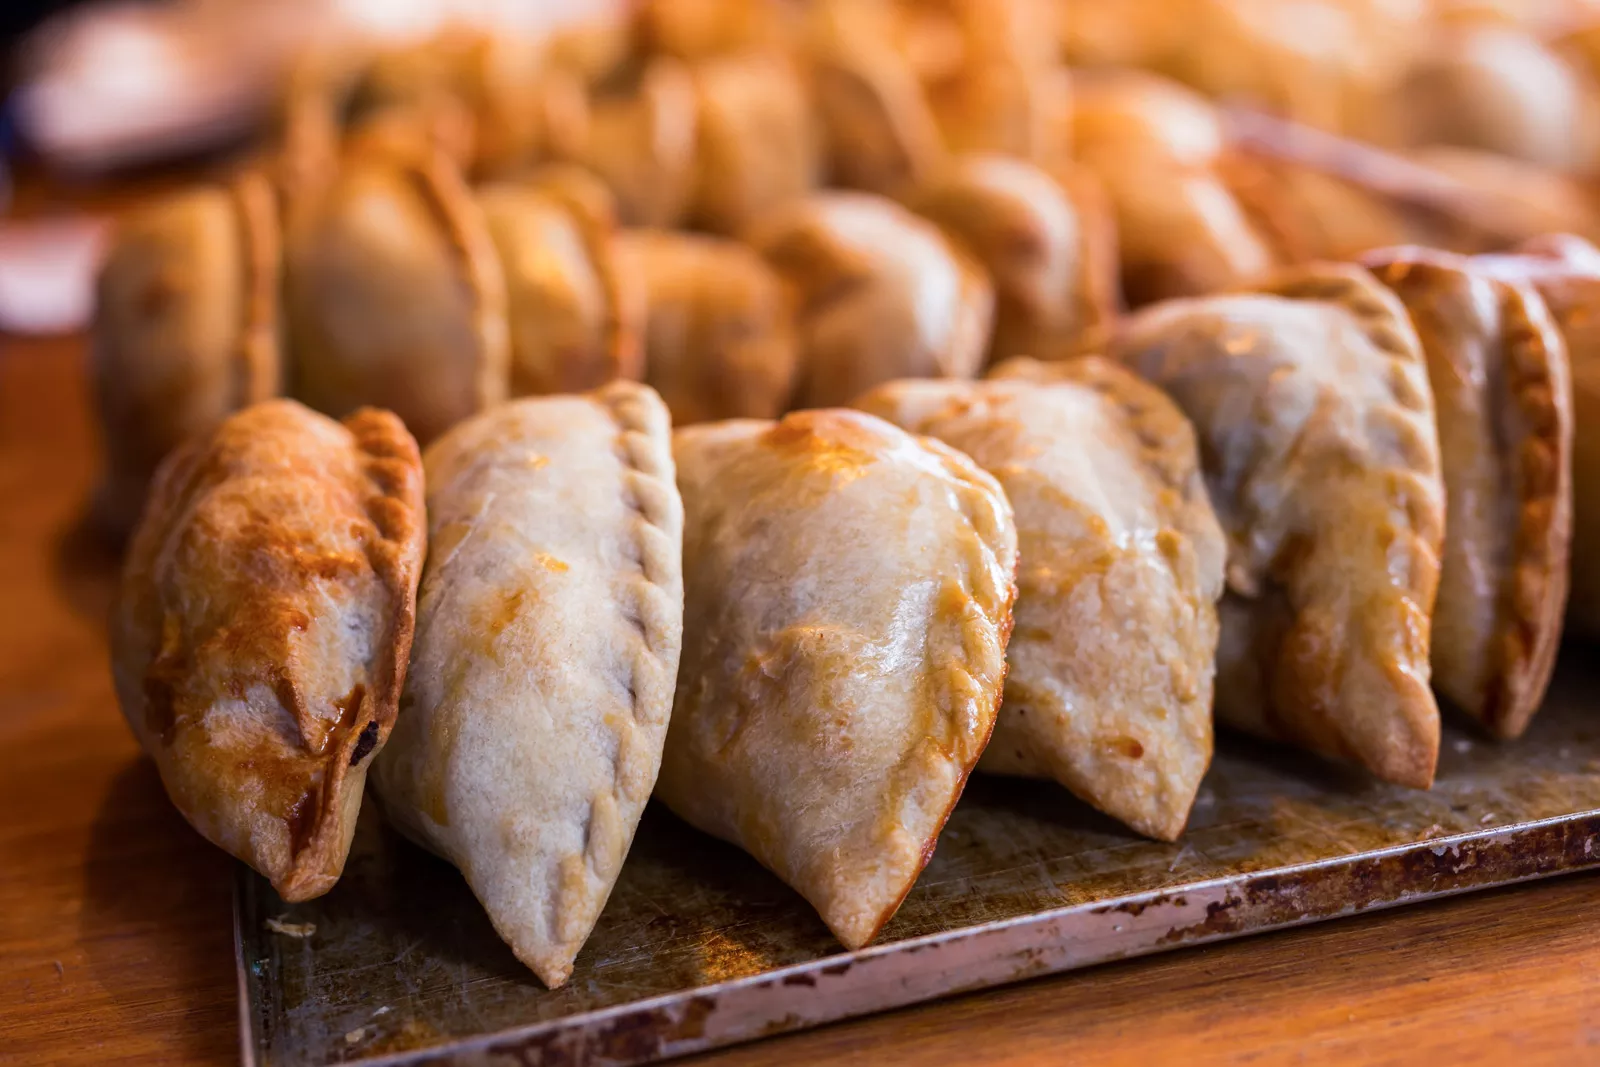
[284,151,508,444]
[686,52,819,236]
[1471,235,1600,641]
[906,155,1119,364]
[748,192,994,408]
[572,59,700,228]
[372,383,684,989]
[477,173,641,398]
[92,172,281,538]
[620,229,798,424]
[111,400,426,901]
[662,410,1018,948]
[1069,71,1280,303]
[1364,247,1572,738]
[1108,264,1445,787]
[859,364,1225,839]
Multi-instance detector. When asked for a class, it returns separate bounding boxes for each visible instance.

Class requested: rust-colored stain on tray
[238,660,1600,1067]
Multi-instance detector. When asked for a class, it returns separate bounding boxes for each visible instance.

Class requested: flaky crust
[372,383,684,988]
[662,410,1018,948]
[478,177,642,398]
[748,191,994,409]
[1112,264,1445,788]
[621,229,799,425]
[111,400,425,901]
[1364,247,1573,739]
[1471,235,1600,643]
[284,150,509,444]
[92,172,283,538]
[907,155,1119,365]
[859,365,1225,840]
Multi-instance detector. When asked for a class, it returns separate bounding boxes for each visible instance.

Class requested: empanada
[572,58,700,228]
[662,410,1018,948]
[859,364,1225,839]
[620,229,799,424]
[686,53,819,235]
[111,400,426,901]
[372,383,684,989]
[284,150,508,444]
[1471,235,1600,641]
[1069,71,1280,303]
[1108,264,1445,787]
[906,155,1119,365]
[748,192,994,408]
[477,173,641,397]
[1364,247,1572,738]
[92,172,281,537]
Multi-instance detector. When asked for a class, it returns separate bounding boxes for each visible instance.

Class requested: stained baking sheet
[237,658,1600,1067]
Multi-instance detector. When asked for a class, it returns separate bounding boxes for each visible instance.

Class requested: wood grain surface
[2,205,1600,1067]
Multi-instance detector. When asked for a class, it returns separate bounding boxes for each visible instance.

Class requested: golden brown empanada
[906,155,1119,364]
[634,0,795,61]
[686,52,820,236]
[1107,264,1445,787]
[373,383,683,989]
[1364,247,1572,738]
[1069,70,1280,304]
[284,150,508,445]
[748,192,994,408]
[92,172,281,538]
[859,364,1225,839]
[620,229,798,424]
[1471,235,1600,641]
[572,58,700,228]
[111,400,426,901]
[477,173,641,398]
[661,409,1017,948]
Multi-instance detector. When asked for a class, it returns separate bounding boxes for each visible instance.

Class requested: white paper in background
[13,0,623,174]
[0,218,108,336]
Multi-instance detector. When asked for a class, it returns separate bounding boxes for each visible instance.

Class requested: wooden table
[3,247,1600,1067]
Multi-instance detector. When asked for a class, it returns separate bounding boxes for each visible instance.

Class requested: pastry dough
[573,58,700,227]
[477,173,641,397]
[284,151,508,444]
[907,155,1119,364]
[1110,264,1445,787]
[111,400,426,901]
[748,192,994,408]
[372,383,684,989]
[620,229,798,424]
[1365,247,1572,738]
[662,410,1018,947]
[1069,71,1279,303]
[92,172,281,537]
[1471,235,1600,642]
[860,364,1225,839]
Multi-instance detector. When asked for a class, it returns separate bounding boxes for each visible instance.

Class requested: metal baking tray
[237,658,1600,1067]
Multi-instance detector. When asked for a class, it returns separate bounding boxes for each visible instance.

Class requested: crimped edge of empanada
[401,150,511,415]
[1363,247,1573,739]
[230,170,285,410]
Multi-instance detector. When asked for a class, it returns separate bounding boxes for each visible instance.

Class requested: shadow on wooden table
[80,757,239,1063]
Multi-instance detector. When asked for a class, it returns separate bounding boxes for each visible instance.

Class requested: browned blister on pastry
[1365,247,1573,739]
[284,150,508,445]
[1109,264,1445,787]
[1471,234,1600,644]
[373,383,684,989]
[621,229,798,424]
[749,191,994,408]
[907,155,1119,365]
[477,171,642,398]
[111,400,426,901]
[662,410,1018,948]
[860,364,1225,839]
[92,172,282,538]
